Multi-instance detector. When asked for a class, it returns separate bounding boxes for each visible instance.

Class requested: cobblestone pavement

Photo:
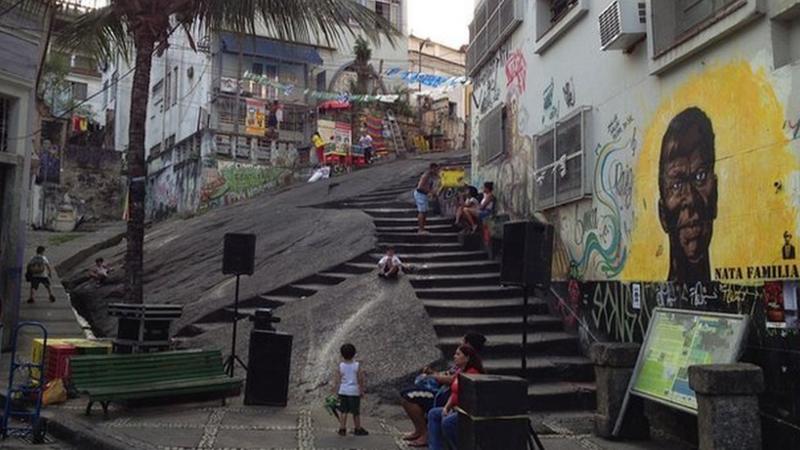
[37,398,686,450]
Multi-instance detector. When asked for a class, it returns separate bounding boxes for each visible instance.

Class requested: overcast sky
[407,0,474,49]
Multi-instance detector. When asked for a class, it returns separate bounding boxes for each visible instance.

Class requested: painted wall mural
[199,160,291,211]
[624,61,799,284]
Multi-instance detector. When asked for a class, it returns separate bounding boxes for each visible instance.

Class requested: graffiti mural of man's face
[658,107,718,282]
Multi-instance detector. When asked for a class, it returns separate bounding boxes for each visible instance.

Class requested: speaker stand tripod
[224,274,248,377]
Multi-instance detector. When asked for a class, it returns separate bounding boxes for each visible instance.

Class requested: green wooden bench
[70,349,242,417]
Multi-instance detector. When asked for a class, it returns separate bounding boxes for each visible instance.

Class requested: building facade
[409,34,469,150]
[0,4,46,346]
[103,1,409,221]
[468,0,800,444]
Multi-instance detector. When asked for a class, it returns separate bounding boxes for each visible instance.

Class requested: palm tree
[28,0,397,304]
[352,36,372,95]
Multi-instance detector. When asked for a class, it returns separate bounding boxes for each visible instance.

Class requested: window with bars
[534,109,589,209]
[0,96,10,153]
[70,82,88,101]
[467,0,523,75]
[478,104,507,164]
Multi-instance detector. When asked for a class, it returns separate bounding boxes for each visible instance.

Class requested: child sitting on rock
[378,246,408,279]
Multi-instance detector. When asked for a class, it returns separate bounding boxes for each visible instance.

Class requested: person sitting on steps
[400,333,486,447]
[89,257,113,286]
[378,246,408,279]
[454,185,480,229]
[464,182,495,233]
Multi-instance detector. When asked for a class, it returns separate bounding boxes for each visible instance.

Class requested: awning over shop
[318,100,351,110]
[220,32,323,65]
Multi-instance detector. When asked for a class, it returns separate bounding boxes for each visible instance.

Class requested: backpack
[26,256,46,278]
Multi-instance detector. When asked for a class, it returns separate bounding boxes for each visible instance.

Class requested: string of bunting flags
[241,68,468,105]
[383,68,468,89]
[242,71,399,104]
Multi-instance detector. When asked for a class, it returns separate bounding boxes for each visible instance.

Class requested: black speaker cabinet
[458,374,528,417]
[244,330,293,406]
[457,412,529,450]
[223,233,256,275]
[500,221,554,287]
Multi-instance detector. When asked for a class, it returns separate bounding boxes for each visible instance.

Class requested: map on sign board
[629,308,749,414]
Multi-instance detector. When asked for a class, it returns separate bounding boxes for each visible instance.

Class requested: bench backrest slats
[70,350,228,389]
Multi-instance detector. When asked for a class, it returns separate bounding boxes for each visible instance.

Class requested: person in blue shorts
[413,163,440,234]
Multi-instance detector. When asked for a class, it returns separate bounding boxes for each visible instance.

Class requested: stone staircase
[176,259,374,338]
[351,158,596,412]
[177,155,595,412]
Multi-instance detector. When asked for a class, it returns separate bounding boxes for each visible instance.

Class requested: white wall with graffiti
[469,0,800,284]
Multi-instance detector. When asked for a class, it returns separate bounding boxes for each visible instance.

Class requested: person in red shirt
[413,344,485,449]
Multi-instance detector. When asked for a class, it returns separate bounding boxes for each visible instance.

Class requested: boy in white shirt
[378,247,406,279]
[333,343,368,436]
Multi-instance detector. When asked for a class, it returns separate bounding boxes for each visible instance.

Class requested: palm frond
[53,4,130,63]
[194,0,399,49]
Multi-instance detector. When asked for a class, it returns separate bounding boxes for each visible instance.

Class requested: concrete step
[328,262,375,275]
[372,217,452,227]
[239,294,287,309]
[375,224,458,234]
[431,315,563,336]
[527,382,596,412]
[421,298,550,317]
[342,200,413,209]
[483,356,595,383]
[295,273,350,286]
[317,271,358,280]
[374,242,465,254]
[376,232,461,244]
[363,208,420,218]
[363,187,416,197]
[409,273,501,288]
[439,332,582,357]
[416,286,522,300]
[289,283,332,293]
[372,251,488,263]
[265,285,317,298]
[413,260,500,275]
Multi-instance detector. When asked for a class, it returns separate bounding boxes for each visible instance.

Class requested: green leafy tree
[39,52,94,119]
[22,0,397,304]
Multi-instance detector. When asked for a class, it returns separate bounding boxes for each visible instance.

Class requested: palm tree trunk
[125,32,156,304]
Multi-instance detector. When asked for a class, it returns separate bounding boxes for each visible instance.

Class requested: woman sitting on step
[423,344,485,450]
[463,182,495,233]
[454,185,480,228]
[400,333,486,447]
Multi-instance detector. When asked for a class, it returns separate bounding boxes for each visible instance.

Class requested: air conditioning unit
[599,0,646,51]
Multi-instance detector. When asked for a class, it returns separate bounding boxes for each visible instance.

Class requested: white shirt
[338,361,361,396]
[378,255,403,270]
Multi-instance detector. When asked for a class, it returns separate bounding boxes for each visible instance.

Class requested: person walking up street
[26,246,56,303]
[359,132,374,164]
[414,163,440,234]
